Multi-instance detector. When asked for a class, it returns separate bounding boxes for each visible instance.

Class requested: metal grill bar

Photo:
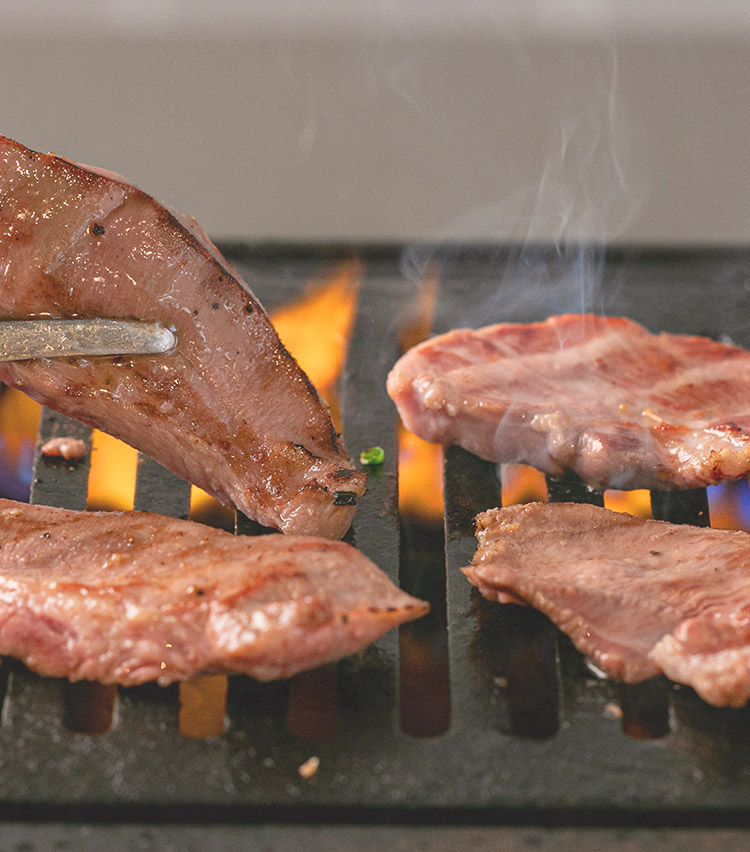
[30,411,92,511]
[133,455,191,518]
[338,267,420,735]
[341,268,404,575]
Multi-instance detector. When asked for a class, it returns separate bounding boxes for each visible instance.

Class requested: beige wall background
[1,1,749,245]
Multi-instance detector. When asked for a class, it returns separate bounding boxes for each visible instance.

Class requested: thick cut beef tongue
[0,499,427,685]
[387,313,750,491]
[0,135,364,537]
[464,501,750,707]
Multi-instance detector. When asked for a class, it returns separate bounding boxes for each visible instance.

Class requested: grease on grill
[40,436,87,462]
[333,490,357,506]
[298,755,320,779]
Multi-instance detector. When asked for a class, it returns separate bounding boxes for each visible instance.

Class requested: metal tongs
[0,319,176,362]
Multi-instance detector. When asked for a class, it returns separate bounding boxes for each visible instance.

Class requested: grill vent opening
[64,681,117,736]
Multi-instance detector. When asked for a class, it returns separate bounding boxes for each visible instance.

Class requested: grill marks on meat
[464,501,750,707]
[0,135,364,538]
[0,499,427,685]
[387,313,750,491]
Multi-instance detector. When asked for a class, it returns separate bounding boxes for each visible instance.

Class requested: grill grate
[3,244,750,843]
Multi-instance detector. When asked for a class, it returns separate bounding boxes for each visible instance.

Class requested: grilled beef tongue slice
[0,134,364,538]
[0,499,427,685]
[387,313,750,491]
[464,501,750,708]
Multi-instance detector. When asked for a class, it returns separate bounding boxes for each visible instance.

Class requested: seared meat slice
[464,501,750,707]
[0,135,364,538]
[387,313,750,491]
[0,499,427,685]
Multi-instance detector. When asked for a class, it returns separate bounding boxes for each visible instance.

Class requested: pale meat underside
[387,313,750,491]
[0,134,364,538]
[464,501,750,707]
[0,499,428,685]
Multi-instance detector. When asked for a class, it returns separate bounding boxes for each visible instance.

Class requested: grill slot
[651,488,710,526]
[618,678,672,740]
[1,244,750,834]
[443,447,503,734]
[546,473,605,506]
[64,681,118,736]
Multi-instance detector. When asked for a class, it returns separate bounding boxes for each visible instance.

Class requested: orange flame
[0,388,40,500]
[603,489,652,518]
[396,271,444,520]
[705,481,749,531]
[87,430,138,511]
[398,430,444,520]
[270,260,360,430]
[501,464,548,506]
[0,386,40,438]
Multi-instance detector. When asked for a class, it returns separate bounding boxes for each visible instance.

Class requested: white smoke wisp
[401,40,648,330]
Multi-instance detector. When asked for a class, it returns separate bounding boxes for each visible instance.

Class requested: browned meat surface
[0,499,427,685]
[0,135,364,537]
[387,313,750,491]
[464,501,750,707]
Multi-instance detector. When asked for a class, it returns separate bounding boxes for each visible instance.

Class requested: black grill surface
[4,243,750,847]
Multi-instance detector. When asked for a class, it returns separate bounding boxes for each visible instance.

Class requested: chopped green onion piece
[360,446,385,466]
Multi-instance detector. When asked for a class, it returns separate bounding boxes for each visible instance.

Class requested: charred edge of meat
[713,421,743,432]
[291,442,323,461]
[333,491,358,506]
[331,469,358,480]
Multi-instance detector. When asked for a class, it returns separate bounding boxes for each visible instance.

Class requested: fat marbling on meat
[0,134,364,538]
[464,501,750,707]
[387,313,750,491]
[0,499,427,685]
